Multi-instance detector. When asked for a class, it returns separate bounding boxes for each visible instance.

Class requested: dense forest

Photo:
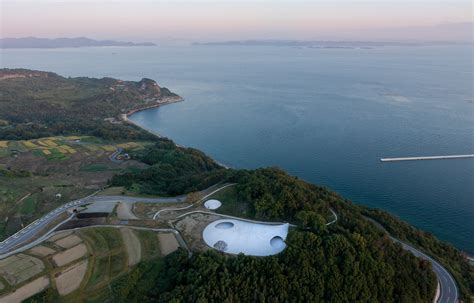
[110,139,229,195]
[111,168,439,302]
[3,69,472,302]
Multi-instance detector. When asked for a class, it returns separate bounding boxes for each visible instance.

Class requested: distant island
[193,39,466,48]
[0,37,156,49]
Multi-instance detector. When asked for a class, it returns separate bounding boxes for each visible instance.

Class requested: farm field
[0,227,175,302]
[0,136,151,241]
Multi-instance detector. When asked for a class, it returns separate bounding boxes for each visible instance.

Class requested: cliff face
[0,69,56,80]
[137,78,162,97]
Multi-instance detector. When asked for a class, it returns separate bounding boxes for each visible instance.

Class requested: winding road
[0,192,187,257]
[364,217,458,303]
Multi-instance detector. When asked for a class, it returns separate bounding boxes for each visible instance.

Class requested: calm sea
[2,45,473,253]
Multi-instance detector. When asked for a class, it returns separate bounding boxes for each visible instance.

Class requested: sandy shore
[121,96,184,124]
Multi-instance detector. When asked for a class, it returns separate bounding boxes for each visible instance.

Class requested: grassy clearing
[97,187,126,196]
[98,229,123,251]
[101,145,116,152]
[135,230,161,260]
[78,230,109,256]
[45,148,69,161]
[207,185,253,218]
[79,164,110,172]
[20,194,38,215]
[86,256,109,289]
[109,250,127,278]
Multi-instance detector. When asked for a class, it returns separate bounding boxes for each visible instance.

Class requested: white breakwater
[381,154,474,162]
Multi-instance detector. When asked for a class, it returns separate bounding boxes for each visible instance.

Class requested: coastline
[122,91,471,257]
[121,95,184,124]
[122,96,233,170]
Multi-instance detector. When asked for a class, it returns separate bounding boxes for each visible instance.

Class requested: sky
[1,0,473,42]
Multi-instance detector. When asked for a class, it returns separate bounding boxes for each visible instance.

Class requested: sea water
[2,44,473,253]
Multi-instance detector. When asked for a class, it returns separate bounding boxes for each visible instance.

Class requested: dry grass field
[28,245,56,257]
[54,260,88,296]
[0,254,45,285]
[52,244,88,267]
[55,234,83,249]
[157,233,180,256]
[0,275,50,303]
[120,228,141,266]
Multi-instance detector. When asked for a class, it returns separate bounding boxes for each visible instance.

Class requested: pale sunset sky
[1,0,473,42]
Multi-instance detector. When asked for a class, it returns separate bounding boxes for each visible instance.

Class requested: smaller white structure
[204,199,222,210]
[203,219,289,256]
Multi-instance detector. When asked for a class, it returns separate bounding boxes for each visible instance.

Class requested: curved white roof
[203,219,289,256]
[204,199,222,210]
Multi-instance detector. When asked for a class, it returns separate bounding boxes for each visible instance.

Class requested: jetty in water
[380,154,474,162]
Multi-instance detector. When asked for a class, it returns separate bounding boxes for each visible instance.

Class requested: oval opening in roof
[204,199,222,210]
[270,236,285,249]
[215,221,234,229]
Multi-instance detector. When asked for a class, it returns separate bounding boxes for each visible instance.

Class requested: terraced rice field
[0,227,172,302]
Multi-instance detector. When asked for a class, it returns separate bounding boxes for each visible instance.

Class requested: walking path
[153,183,236,219]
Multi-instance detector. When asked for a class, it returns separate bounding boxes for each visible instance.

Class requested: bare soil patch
[0,275,49,303]
[47,230,73,243]
[120,228,141,266]
[52,244,88,267]
[54,259,88,296]
[0,254,45,285]
[28,245,56,257]
[117,202,138,220]
[174,213,221,252]
[158,233,180,256]
[55,234,83,249]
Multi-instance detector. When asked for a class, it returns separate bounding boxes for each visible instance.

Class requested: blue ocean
[2,44,473,253]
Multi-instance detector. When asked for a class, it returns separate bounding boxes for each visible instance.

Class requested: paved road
[365,217,458,303]
[0,197,88,255]
[393,237,458,303]
[0,193,186,256]
[109,147,124,163]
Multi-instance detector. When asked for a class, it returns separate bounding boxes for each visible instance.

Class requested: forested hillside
[0,69,178,140]
[112,168,438,302]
